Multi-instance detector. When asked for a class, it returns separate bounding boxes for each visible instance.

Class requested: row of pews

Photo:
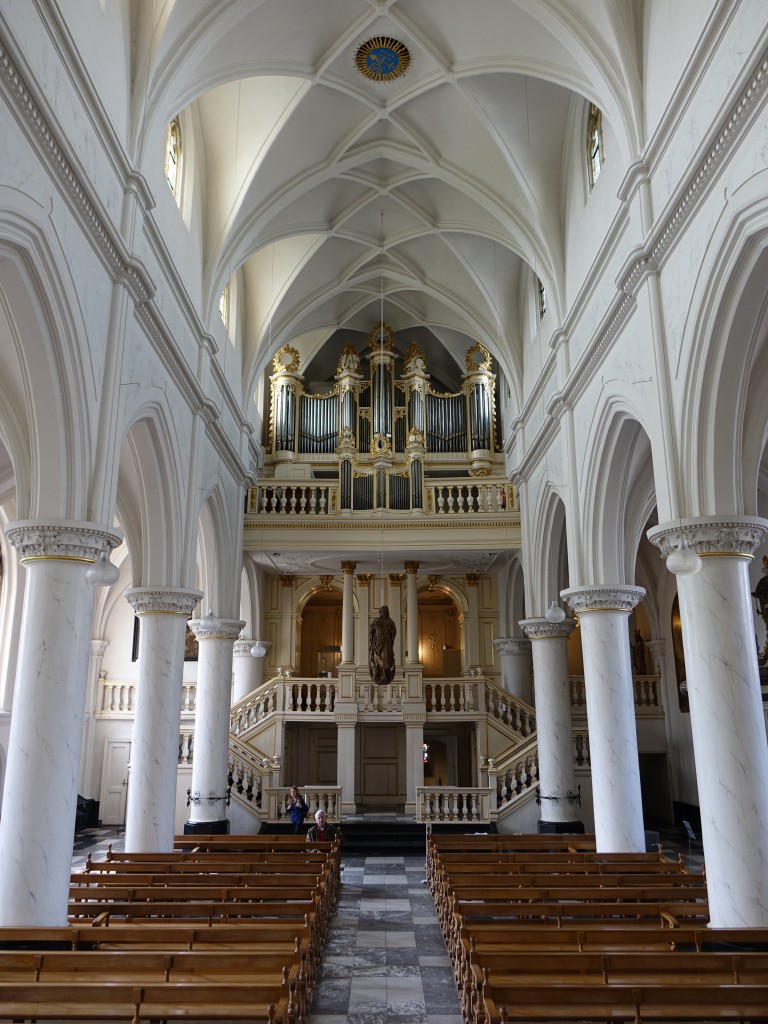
[0,833,340,1022]
[429,833,768,1023]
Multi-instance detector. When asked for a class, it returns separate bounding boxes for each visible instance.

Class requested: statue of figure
[631,629,646,674]
[369,604,397,684]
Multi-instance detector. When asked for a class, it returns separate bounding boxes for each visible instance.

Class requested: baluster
[446,490,455,514]
[437,490,445,514]
[457,683,466,711]
[269,490,277,513]
[289,489,297,513]
[297,489,306,514]
[470,792,478,820]
[260,489,268,513]
[318,490,327,514]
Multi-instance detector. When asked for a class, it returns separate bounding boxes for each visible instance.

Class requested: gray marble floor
[310,855,462,1024]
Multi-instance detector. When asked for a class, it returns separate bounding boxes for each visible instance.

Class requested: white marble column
[0,520,120,926]
[232,639,259,703]
[279,576,296,672]
[648,516,768,926]
[79,638,109,799]
[561,585,646,852]
[405,560,420,664]
[340,561,356,664]
[520,619,582,831]
[493,637,532,702]
[186,616,245,834]
[124,587,202,852]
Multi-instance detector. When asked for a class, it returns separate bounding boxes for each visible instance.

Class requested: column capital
[647,515,768,559]
[561,585,645,614]
[356,573,372,587]
[90,639,109,657]
[465,572,480,587]
[404,560,420,574]
[189,618,246,642]
[519,618,577,640]
[341,560,357,574]
[494,637,532,655]
[5,519,122,562]
[389,573,405,586]
[125,587,203,616]
[645,638,666,672]
[233,639,255,657]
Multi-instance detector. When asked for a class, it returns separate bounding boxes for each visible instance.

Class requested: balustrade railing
[569,675,662,713]
[227,737,275,809]
[416,786,491,823]
[97,679,195,716]
[482,677,536,736]
[486,736,540,811]
[247,478,515,519]
[426,480,513,516]
[357,681,404,712]
[424,680,476,712]
[265,786,342,824]
[249,483,337,516]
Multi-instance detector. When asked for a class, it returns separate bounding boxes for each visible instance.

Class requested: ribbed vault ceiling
[139,0,642,412]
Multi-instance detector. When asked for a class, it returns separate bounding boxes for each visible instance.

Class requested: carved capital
[189,618,246,642]
[125,587,204,617]
[341,561,357,575]
[465,572,480,587]
[356,574,372,587]
[647,516,768,560]
[5,519,122,563]
[280,575,295,588]
[388,573,405,587]
[494,637,533,656]
[645,638,666,672]
[519,618,577,640]
[561,586,645,614]
[428,575,442,590]
[233,639,256,657]
[319,575,334,590]
[404,561,419,574]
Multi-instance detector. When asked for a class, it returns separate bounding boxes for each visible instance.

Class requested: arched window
[165,116,182,199]
[587,103,604,188]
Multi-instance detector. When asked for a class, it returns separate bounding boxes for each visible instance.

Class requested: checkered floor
[71,832,462,1023]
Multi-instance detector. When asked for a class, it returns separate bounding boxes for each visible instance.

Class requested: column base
[537,819,585,834]
[183,819,230,835]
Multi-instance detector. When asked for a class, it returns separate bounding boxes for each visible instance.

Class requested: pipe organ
[267,324,501,512]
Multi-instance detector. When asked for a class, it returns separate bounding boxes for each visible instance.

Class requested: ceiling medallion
[355,37,411,82]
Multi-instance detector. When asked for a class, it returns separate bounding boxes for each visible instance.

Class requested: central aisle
[310,854,463,1024]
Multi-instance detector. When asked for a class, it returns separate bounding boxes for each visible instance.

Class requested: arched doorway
[299,590,342,677]
[418,589,461,676]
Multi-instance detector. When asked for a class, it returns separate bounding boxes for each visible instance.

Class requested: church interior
[0,2,768,1017]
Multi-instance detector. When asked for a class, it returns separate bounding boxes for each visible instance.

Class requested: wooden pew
[478,979,768,1023]
[0,978,296,1022]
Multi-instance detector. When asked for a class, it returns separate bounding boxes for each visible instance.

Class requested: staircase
[259,815,498,856]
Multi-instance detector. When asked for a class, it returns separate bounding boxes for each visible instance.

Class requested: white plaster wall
[641,1,718,143]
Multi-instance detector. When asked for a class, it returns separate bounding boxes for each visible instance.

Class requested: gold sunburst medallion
[355,37,411,82]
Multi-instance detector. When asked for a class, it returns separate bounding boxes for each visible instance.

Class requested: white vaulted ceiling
[138,0,643,410]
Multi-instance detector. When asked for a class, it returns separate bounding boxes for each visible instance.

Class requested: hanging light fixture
[86,548,119,587]
[250,639,267,658]
[200,607,222,631]
[666,528,702,576]
[545,600,566,623]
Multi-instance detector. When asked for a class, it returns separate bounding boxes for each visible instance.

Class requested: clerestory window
[165,116,182,200]
[587,103,604,188]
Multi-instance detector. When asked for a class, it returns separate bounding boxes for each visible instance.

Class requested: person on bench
[306,809,340,844]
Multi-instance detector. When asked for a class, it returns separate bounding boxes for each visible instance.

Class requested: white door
[99,739,131,825]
